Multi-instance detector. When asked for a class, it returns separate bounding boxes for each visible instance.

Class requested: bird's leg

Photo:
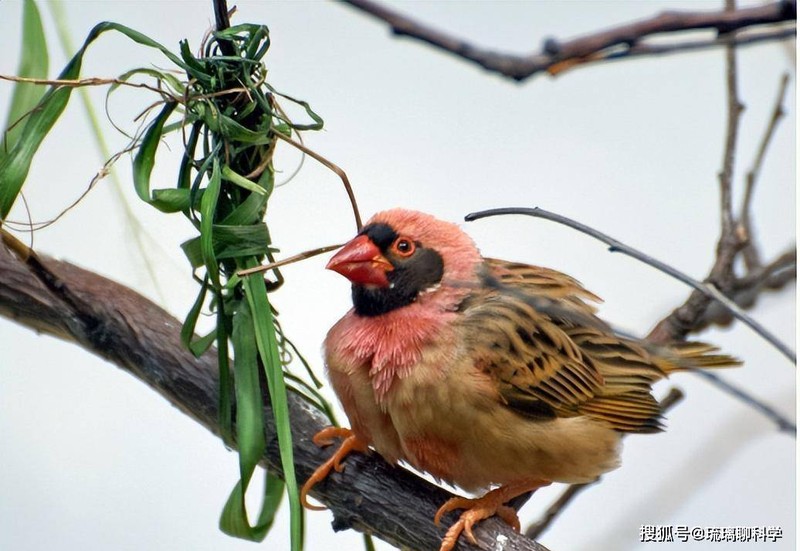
[300,427,368,511]
[434,479,551,551]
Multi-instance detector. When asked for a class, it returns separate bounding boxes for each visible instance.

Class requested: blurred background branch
[339,0,796,80]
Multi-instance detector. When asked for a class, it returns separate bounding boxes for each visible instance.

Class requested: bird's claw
[301,427,368,511]
[436,498,520,551]
[312,426,354,448]
[434,480,550,551]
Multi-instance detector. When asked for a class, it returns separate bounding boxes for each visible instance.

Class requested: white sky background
[0,1,795,550]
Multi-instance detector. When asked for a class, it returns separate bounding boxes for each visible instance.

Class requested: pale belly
[326,314,621,492]
[376,347,622,491]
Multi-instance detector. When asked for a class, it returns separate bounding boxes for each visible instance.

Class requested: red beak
[326,234,393,287]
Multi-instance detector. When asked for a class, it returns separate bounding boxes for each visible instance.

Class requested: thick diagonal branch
[0,237,549,551]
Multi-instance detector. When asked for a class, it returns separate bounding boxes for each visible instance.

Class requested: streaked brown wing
[484,258,601,313]
[460,259,666,433]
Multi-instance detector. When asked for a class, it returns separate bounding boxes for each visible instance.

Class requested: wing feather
[459,259,674,433]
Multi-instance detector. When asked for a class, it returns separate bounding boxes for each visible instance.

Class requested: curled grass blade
[0,20,198,219]
[242,265,303,551]
[219,298,290,541]
[221,165,269,196]
[181,273,209,350]
[132,101,177,203]
[220,298,269,540]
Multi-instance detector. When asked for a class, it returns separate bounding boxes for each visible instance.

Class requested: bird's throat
[346,304,455,401]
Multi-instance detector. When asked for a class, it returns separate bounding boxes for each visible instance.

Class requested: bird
[301,208,739,551]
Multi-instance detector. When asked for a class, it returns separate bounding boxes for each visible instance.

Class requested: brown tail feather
[655,341,742,373]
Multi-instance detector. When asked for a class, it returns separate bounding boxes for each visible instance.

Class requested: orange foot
[434,479,551,551]
[300,427,368,511]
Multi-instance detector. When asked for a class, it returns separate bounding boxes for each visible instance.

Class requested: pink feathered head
[366,208,483,289]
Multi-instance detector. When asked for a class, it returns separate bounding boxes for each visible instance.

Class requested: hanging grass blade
[0,20,196,219]
[200,157,223,287]
[219,298,285,540]
[220,473,286,541]
[2,0,49,158]
[181,273,210,350]
[2,15,342,549]
[241,264,303,551]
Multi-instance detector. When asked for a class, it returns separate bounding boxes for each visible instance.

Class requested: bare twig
[273,131,363,230]
[2,141,140,232]
[525,388,685,539]
[718,0,743,247]
[740,74,791,270]
[338,0,796,81]
[647,3,794,357]
[693,371,796,434]
[597,27,796,67]
[0,74,176,102]
[236,243,344,277]
[465,207,795,364]
[736,248,796,291]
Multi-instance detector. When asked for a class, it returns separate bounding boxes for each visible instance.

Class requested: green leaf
[89,21,189,70]
[242,264,303,551]
[188,329,217,357]
[220,472,285,542]
[132,101,177,204]
[150,188,196,213]
[180,275,209,350]
[181,223,271,267]
[220,192,269,226]
[221,165,270,196]
[202,112,273,145]
[180,236,205,269]
[200,158,222,286]
[177,122,201,192]
[219,298,284,541]
[216,301,234,447]
[179,39,212,84]
[2,0,49,158]
[0,20,191,219]
[113,67,185,98]
[0,25,83,218]
[212,224,271,258]
[267,85,324,131]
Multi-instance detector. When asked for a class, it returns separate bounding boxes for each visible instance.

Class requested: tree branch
[338,0,796,81]
[692,371,796,434]
[741,74,791,271]
[697,247,796,329]
[0,234,550,551]
[646,11,795,353]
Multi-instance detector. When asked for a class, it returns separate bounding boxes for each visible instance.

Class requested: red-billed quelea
[301,209,738,551]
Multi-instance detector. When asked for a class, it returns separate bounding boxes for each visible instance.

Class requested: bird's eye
[392,237,416,257]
